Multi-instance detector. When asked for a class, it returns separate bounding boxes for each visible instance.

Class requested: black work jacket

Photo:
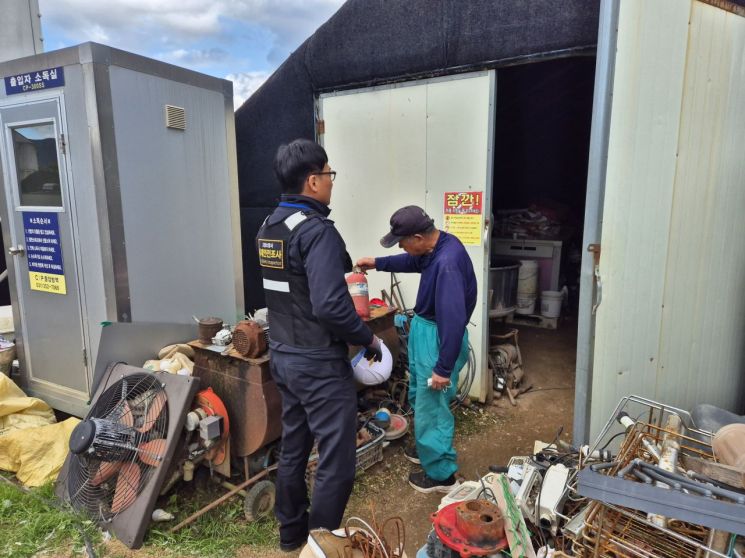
[256,195,373,359]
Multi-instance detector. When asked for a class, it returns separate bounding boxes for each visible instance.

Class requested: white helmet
[351,340,393,386]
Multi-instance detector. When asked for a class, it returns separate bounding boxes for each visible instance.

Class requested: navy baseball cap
[380,205,435,248]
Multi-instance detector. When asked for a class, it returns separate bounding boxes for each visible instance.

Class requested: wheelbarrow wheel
[244,480,276,522]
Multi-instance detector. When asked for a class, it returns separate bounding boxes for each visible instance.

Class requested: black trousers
[269,351,357,544]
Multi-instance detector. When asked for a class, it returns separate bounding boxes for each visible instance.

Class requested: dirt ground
[247,318,578,558]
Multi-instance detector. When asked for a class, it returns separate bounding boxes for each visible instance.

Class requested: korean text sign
[22,212,66,294]
[4,67,65,96]
[443,192,484,246]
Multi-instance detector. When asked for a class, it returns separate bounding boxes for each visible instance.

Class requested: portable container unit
[0,43,243,416]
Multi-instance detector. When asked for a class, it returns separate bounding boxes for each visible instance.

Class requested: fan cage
[67,373,169,521]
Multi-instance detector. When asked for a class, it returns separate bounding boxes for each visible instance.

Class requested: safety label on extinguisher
[347,282,368,297]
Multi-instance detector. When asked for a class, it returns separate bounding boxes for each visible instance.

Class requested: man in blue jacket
[257,139,382,550]
[357,206,477,493]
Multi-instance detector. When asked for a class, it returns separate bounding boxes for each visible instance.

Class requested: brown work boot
[307,528,351,558]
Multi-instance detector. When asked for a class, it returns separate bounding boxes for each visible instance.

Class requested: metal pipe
[169,464,278,532]
[216,479,247,498]
[639,467,684,493]
[632,469,653,484]
[617,460,638,478]
[639,464,714,497]
[639,462,745,502]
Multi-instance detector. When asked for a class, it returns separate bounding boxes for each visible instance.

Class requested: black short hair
[273,139,328,194]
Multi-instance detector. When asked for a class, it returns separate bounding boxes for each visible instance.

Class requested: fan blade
[138,439,167,467]
[111,462,141,514]
[91,461,123,486]
[137,391,167,433]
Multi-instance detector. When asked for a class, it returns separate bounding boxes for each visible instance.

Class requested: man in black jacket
[256,139,382,551]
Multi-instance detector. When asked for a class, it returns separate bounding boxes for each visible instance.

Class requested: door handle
[587,244,602,314]
[8,245,25,256]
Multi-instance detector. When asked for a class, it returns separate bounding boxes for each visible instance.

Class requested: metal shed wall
[109,66,243,325]
[591,0,745,439]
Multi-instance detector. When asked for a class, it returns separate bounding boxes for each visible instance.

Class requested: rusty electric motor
[232,320,267,358]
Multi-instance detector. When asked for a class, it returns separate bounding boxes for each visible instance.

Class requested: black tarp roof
[235,0,601,311]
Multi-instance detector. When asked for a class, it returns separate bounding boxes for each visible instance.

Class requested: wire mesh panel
[66,373,169,522]
[574,502,712,558]
[569,396,730,558]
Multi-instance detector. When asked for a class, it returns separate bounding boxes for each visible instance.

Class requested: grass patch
[0,477,102,558]
[145,479,278,558]
[0,471,279,558]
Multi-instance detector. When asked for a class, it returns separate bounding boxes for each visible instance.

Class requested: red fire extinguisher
[346,266,370,319]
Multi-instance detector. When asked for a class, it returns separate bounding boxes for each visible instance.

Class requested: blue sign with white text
[4,67,65,95]
[22,212,64,275]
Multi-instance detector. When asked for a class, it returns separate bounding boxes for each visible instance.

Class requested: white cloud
[39,0,346,69]
[160,47,230,67]
[226,0,347,64]
[41,1,226,40]
[226,71,270,108]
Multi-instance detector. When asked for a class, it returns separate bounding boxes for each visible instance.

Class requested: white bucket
[516,294,536,315]
[517,260,538,297]
[540,290,564,318]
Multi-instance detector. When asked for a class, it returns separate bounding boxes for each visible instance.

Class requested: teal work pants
[408,315,469,481]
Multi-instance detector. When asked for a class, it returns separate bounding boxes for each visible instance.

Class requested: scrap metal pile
[417,395,745,558]
[571,396,745,558]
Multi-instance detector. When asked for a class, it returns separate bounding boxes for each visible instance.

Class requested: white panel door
[320,71,495,401]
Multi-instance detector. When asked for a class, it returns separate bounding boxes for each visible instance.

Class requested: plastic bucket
[516,294,536,315]
[540,290,564,318]
[517,260,538,297]
[489,260,520,316]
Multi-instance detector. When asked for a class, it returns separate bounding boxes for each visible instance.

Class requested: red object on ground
[431,500,508,557]
[346,269,370,319]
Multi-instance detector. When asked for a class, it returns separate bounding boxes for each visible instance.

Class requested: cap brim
[380,232,402,248]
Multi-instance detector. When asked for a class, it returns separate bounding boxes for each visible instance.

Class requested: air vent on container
[164,105,186,130]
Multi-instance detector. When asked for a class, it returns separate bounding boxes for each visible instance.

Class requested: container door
[583,0,745,441]
[0,97,89,406]
[319,71,495,401]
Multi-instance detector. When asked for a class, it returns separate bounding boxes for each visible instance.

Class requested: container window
[11,123,62,207]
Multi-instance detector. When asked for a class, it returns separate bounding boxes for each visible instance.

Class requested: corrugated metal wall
[591,0,745,438]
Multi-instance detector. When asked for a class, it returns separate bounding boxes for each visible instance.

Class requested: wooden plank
[491,473,537,558]
[681,454,745,489]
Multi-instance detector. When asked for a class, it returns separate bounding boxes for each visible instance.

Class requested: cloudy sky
[38,0,346,108]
